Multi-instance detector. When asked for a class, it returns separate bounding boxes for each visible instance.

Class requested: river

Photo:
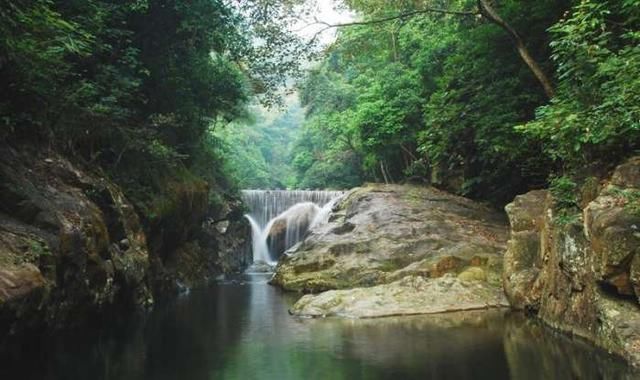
[1,273,636,380]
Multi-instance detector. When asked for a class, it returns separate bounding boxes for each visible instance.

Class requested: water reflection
[0,274,636,380]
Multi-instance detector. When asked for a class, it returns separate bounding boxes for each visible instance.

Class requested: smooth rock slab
[272,184,508,293]
[290,274,509,318]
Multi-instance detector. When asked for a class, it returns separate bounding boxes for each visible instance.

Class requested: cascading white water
[245,214,271,264]
[282,202,320,253]
[310,196,341,229]
[242,190,344,264]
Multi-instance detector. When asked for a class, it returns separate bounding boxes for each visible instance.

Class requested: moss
[549,175,582,225]
[458,267,487,282]
[605,186,640,217]
[554,210,581,226]
[402,186,428,207]
[292,259,335,275]
[28,240,51,258]
[376,259,402,272]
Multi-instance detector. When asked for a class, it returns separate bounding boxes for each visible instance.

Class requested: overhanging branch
[307,7,478,44]
[307,3,555,99]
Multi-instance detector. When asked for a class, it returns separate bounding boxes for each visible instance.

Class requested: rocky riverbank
[503,156,640,366]
[0,144,250,340]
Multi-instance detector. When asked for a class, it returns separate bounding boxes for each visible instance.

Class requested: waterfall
[245,215,271,264]
[242,190,344,264]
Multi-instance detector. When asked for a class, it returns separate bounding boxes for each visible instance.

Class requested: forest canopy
[279,0,639,205]
[1,0,639,208]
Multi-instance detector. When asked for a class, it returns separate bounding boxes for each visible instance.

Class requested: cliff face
[504,157,640,366]
[0,144,250,339]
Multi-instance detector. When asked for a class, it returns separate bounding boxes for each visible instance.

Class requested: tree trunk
[380,161,390,184]
[477,0,555,98]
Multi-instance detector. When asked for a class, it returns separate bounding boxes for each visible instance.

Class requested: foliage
[520,0,640,171]
[3,0,640,214]
[291,0,567,203]
[549,175,579,210]
[548,175,581,224]
[0,0,302,222]
[215,102,302,189]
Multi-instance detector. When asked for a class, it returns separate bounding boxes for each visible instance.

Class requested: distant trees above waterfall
[215,100,303,190]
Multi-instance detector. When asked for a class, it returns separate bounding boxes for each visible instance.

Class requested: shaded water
[2,274,636,380]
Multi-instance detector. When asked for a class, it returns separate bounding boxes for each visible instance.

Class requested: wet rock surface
[0,145,153,337]
[290,274,508,318]
[503,156,640,366]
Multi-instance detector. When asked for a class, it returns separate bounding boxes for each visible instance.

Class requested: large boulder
[503,156,640,366]
[585,190,640,298]
[272,184,509,317]
[502,190,547,310]
[266,218,287,258]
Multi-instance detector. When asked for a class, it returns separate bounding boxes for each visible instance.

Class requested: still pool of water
[1,273,637,380]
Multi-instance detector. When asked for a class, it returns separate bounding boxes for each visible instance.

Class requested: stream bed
[2,273,637,380]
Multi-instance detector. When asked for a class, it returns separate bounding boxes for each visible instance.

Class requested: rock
[503,156,640,367]
[266,218,287,258]
[0,264,45,303]
[585,191,640,297]
[246,261,274,273]
[119,238,130,249]
[266,202,319,260]
[0,143,251,339]
[272,184,508,293]
[505,190,547,233]
[290,274,508,318]
[272,184,509,319]
[611,157,640,189]
[215,220,230,234]
[503,191,547,310]
[198,212,251,277]
[0,144,153,338]
[458,267,488,282]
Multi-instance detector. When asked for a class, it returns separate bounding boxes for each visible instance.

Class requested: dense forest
[3,0,639,209]
[221,0,640,207]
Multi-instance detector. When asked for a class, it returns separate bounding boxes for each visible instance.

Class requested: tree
[520,0,640,172]
[291,0,566,203]
[307,0,556,98]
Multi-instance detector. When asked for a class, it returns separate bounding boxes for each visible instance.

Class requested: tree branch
[307,7,478,44]
[308,2,555,99]
[477,0,555,98]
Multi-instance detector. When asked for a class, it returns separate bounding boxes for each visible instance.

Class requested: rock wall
[0,144,250,340]
[504,157,640,366]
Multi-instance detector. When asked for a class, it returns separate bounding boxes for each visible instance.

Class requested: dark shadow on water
[1,273,637,380]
